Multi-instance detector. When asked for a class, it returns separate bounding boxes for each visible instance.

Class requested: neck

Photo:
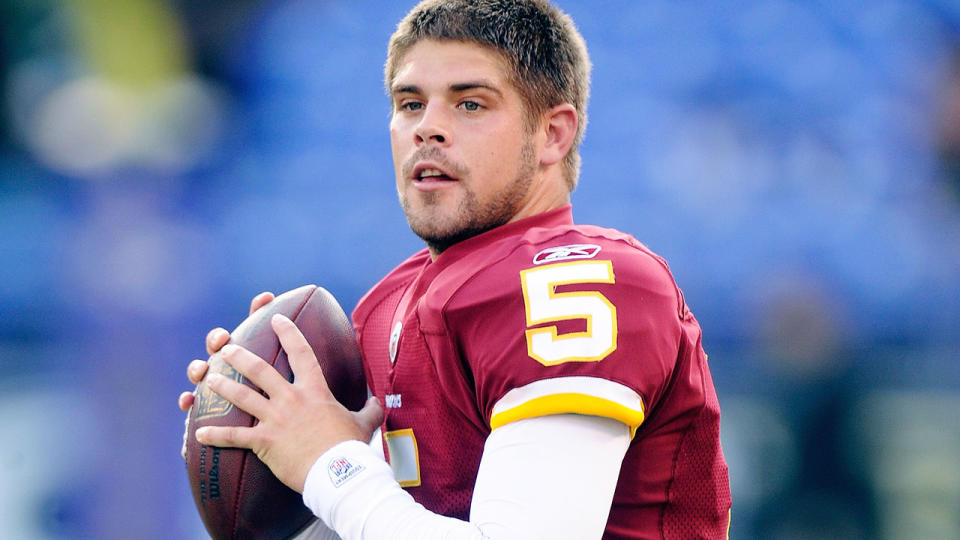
[507,167,570,224]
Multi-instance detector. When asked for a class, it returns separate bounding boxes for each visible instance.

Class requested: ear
[539,103,578,167]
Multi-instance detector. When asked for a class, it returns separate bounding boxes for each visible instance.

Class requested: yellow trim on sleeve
[489,392,645,437]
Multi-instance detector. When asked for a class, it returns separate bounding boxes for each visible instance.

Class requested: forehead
[391,40,514,91]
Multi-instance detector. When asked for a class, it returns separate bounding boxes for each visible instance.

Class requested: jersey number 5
[520,260,618,366]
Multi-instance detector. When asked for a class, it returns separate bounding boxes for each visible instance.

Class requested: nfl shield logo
[389,321,402,364]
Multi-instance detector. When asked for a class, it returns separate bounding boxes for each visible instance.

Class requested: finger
[271,314,327,388]
[178,391,196,412]
[354,396,385,436]
[250,292,275,315]
[187,359,209,385]
[206,327,231,356]
[219,343,290,398]
[205,371,272,420]
[195,424,257,450]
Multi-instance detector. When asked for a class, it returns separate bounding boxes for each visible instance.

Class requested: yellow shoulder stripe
[490,392,645,438]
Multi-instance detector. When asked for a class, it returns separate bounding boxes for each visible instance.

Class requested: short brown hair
[385,0,591,190]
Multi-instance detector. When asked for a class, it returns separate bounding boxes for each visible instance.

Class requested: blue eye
[461,101,480,111]
[401,102,423,111]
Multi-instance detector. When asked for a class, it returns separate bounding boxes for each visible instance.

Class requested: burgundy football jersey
[352,205,731,539]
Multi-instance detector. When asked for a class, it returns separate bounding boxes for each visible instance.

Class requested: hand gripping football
[184,285,367,540]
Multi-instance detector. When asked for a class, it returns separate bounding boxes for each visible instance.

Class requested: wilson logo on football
[533,244,602,265]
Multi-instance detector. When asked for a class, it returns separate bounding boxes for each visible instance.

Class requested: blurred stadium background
[1,0,959,538]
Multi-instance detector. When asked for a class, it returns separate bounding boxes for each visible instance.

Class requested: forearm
[302,439,486,539]
[301,414,631,540]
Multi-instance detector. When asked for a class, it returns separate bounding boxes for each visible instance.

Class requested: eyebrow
[391,84,421,95]
[391,80,504,97]
[450,81,503,96]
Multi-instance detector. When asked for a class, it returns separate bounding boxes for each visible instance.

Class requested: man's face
[389,40,540,254]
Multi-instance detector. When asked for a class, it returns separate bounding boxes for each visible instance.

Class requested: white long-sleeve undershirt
[295,413,631,540]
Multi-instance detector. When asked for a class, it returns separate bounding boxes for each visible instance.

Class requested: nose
[414,103,451,146]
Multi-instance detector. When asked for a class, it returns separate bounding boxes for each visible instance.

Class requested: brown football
[185,285,367,540]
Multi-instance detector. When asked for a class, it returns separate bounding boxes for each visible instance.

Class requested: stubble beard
[401,139,537,255]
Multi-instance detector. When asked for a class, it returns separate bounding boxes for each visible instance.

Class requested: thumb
[354,396,385,438]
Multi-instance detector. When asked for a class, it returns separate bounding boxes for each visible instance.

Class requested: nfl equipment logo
[327,456,365,488]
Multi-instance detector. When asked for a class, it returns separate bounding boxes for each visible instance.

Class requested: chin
[401,187,521,252]
[404,199,459,235]
[410,215,509,254]
[408,216,462,246]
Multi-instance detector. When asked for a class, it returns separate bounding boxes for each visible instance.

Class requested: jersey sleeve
[440,233,685,435]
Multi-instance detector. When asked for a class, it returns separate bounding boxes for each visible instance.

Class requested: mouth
[411,163,458,184]
[413,164,456,182]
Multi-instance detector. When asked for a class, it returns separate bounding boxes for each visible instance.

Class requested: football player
[179,1,731,538]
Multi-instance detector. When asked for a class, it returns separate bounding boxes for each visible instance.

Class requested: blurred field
[1,1,958,538]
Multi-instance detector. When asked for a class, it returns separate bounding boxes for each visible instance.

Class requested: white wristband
[302,439,397,539]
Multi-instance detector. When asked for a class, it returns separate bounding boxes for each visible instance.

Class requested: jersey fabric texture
[352,205,731,539]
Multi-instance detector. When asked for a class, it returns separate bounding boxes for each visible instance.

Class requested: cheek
[389,125,403,156]
[390,128,407,179]
[482,132,528,178]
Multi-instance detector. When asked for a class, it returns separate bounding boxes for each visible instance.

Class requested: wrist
[302,439,396,537]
